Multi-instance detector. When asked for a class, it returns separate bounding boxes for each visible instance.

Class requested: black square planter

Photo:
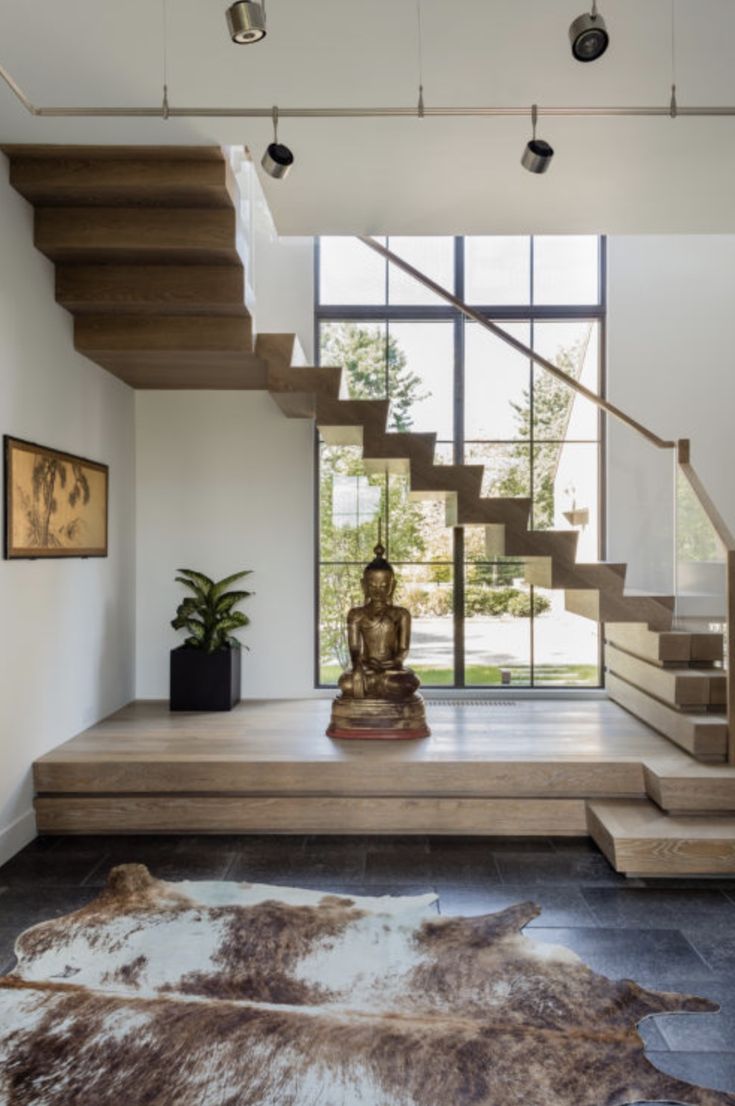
[170,645,241,711]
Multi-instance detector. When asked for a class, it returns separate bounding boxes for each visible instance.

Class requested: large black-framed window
[315,236,606,690]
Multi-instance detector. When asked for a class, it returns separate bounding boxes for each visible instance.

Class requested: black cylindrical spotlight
[569,6,609,62]
[226,0,266,43]
[261,142,294,179]
[521,105,554,174]
[262,107,293,179]
[521,138,554,174]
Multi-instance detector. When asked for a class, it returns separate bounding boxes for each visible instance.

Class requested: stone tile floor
[0,833,734,1101]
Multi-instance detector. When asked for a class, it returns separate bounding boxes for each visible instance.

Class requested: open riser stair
[4,143,735,874]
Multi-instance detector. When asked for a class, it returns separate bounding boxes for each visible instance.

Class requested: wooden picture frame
[4,435,108,559]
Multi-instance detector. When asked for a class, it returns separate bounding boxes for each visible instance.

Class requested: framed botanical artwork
[4,436,108,559]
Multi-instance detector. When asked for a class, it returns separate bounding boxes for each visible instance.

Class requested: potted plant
[170,568,253,711]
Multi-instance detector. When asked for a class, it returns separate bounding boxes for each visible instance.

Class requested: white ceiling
[3,0,735,234]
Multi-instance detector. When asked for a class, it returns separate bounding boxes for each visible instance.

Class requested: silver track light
[569,1,609,62]
[521,104,554,174]
[226,0,266,43]
[261,106,294,179]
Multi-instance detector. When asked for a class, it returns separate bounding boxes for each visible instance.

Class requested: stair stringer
[256,333,675,631]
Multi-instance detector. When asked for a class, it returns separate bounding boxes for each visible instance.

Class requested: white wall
[0,158,136,864]
[607,236,735,596]
[134,392,315,699]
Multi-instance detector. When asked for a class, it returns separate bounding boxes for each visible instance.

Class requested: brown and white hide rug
[0,864,732,1106]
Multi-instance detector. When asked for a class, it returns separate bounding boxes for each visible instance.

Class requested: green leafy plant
[171,569,253,654]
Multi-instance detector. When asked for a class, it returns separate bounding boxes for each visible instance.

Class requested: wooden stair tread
[567,589,675,631]
[644,760,735,812]
[7,154,237,208]
[35,207,239,265]
[587,798,735,874]
[606,671,727,761]
[605,643,726,707]
[56,265,248,317]
[605,622,724,665]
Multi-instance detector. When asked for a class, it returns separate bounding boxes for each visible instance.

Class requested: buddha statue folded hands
[327,537,429,740]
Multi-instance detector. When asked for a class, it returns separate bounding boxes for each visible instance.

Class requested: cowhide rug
[0,864,732,1106]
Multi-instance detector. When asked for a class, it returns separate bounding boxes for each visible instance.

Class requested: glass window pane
[464,322,531,440]
[319,236,386,305]
[533,587,600,686]
[533,321,599,442]
[394,563,454,685]
[465,236,530,305]
[532,443,599,559]
[386,472,452,562]
[464,565,531,686]
[388,237,454,306]
[466,441,531,500]
[388,321,453,438]
[319,564,364,685]
[320,321,387,399]
[533,236,599,305]
[319,444,384,563]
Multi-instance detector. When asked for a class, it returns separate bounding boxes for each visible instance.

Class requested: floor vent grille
[429,699,518,707]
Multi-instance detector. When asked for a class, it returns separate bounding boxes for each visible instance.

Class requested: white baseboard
[0,810,36,869]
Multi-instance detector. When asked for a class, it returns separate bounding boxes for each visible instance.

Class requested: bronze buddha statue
[327,537,429,740]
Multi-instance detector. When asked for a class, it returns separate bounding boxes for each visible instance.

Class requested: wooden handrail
[358,235,676,451]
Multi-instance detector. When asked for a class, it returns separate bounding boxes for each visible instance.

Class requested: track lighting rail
[3,64,735,120]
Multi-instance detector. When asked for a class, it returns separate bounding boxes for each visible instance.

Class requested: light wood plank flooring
[34,698,735,838]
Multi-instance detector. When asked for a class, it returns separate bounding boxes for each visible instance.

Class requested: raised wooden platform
[31,699,735,872]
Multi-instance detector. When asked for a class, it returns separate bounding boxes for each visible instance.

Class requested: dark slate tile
[637,1016,670,1051]
[528,927,712,981]
[641,877,735,891]
[680,926,735,975]
[84,837,236,887]
[636,977,735,1052]
[645,1051,735,1096]
[0,840,109,886]
[364,850,432,885]
[436,884,596,927]
[363,836,430,854]
[430,835,555,854]
[495,850,627,886]
[582,888,735,929]
[549,837,602,854]
[428,842,501,885]
[226,855,366,887]
[0,929,18,974]
[0,885,98,935]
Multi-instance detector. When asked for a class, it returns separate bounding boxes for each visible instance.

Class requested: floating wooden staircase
[4,144,735,874]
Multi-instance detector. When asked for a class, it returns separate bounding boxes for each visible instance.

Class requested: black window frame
[314,235,607,691]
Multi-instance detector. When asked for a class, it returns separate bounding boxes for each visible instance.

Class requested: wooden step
[268,367,342,418]
[587,798,735,875]
[56,265,248,317]
[566,589,674,630]
[526,559,627,592]
[448,495,532,528]
[605,671,728,761]
[255,333,308,372]
[606,643,726,708]
[316,397,390,446]
[5,148,236,208]
[486,524,579,563]
[644,761,735,813]
[362,431,437,474]
[35,207,239,264]
[409,463,484,500]
[605,622,724,665]
[645,760,735,814]
[74,316,265,389]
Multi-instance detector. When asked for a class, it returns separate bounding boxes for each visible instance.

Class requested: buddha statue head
[362,539,396,612]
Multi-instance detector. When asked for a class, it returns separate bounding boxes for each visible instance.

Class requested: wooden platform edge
[33,796,589,836]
